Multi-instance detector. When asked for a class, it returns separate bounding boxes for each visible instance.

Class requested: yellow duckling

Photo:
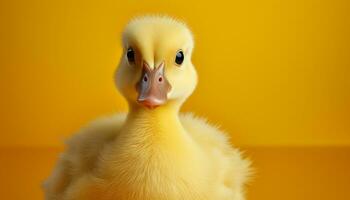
[44,16,251,200]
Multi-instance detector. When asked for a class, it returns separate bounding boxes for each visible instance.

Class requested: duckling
[44,16,251,200]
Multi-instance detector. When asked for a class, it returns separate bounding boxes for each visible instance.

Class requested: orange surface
[1,147,349,200]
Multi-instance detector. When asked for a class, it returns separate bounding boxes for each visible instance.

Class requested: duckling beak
[136,62,171,109]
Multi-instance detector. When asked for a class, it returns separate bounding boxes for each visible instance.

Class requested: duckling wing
[43,113,127,199]
[180,113,252,200]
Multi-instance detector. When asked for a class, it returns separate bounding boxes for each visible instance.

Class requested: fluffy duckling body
[44,16,251,200]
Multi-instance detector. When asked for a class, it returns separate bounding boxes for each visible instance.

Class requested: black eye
[175,50,184,65]
[127,48,135,63]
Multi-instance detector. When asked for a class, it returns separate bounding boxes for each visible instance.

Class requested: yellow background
[1,0,349,147]
[1,0,350,199]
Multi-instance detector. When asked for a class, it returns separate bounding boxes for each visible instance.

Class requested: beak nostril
[158,77,163,82]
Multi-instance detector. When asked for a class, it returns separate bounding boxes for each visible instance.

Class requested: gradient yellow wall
[1,0,349,147]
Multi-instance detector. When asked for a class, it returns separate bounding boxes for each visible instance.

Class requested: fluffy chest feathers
[91,112,212,200]
[44,113,250,200]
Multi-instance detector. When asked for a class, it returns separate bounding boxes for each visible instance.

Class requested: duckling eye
[175,50,184,65]
[127,48,135,63]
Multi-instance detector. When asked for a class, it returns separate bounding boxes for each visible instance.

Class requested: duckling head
[115,16,197,110]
